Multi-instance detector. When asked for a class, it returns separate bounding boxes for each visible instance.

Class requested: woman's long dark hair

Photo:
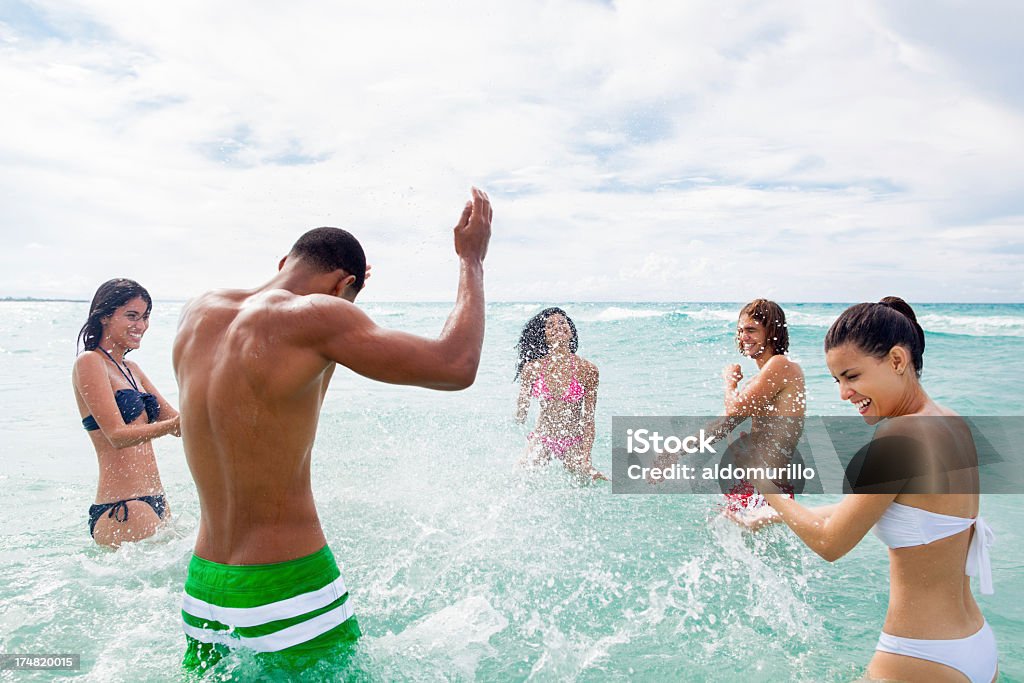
[77,279,152,353]
[514,307,578,382]
[824,296,925,377]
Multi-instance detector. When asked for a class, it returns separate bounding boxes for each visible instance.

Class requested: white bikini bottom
[876,620,997,683]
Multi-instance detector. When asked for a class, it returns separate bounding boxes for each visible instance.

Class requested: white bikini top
[873,502,994,594]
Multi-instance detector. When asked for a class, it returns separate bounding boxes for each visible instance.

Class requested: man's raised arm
[314,188,492,390]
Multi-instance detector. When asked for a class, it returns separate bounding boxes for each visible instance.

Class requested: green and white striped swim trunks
[181,545,360,672]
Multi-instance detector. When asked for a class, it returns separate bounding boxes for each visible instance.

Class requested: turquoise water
[1,301,1021,681]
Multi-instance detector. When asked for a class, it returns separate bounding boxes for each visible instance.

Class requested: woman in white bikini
[732,297,997,682]
[514,308,607,482]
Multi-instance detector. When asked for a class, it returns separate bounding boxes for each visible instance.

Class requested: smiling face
[544,313,573,348]
[737,315,769,359]
[101,296,151,352]
[826,343,908,425]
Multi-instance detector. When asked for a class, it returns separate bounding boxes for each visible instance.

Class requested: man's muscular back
[174,190,490,567]
[173,288,347,564]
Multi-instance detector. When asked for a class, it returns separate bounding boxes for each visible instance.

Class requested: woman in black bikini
[72,279,181,547]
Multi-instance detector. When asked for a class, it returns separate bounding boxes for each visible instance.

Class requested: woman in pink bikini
[514,308,607,482]
[732,297,997,683]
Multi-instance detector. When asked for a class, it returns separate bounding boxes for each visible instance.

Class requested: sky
[1,0,1022,303]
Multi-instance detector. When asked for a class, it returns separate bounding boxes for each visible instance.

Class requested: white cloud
[0,0,1021,302]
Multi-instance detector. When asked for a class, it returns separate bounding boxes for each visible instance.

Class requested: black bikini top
[82,349,160,432]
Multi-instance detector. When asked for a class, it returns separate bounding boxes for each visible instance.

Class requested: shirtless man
[172,188,491,671]
[647,300,805,505]
[719,299,805,510]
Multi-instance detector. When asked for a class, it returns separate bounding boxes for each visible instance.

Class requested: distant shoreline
[2,298,1022,306]
[1,297,89,303]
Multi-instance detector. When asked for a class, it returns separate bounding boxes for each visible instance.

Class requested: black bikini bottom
[88,495,167,537]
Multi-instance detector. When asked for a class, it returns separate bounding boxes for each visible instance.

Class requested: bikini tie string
[107,500,130,524]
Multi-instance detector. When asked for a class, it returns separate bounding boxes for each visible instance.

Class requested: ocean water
[1,301,1021,682]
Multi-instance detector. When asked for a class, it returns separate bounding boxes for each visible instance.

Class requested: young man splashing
[172,189,492,672]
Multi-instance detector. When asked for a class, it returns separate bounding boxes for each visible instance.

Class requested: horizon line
[3,297,1023,306]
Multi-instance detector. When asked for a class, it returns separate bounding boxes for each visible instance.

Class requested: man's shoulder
[764,354,803,378]
[181,288,247,317]
[181,289,367,349]
[254,292,368,342]
[286,293,364,327]
[185,288,342,319]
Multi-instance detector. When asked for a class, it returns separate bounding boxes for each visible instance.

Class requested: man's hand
[723,364,743,385]
[453,187,492,263]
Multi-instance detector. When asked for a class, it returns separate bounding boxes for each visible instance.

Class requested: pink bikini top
[532,356,585,403]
